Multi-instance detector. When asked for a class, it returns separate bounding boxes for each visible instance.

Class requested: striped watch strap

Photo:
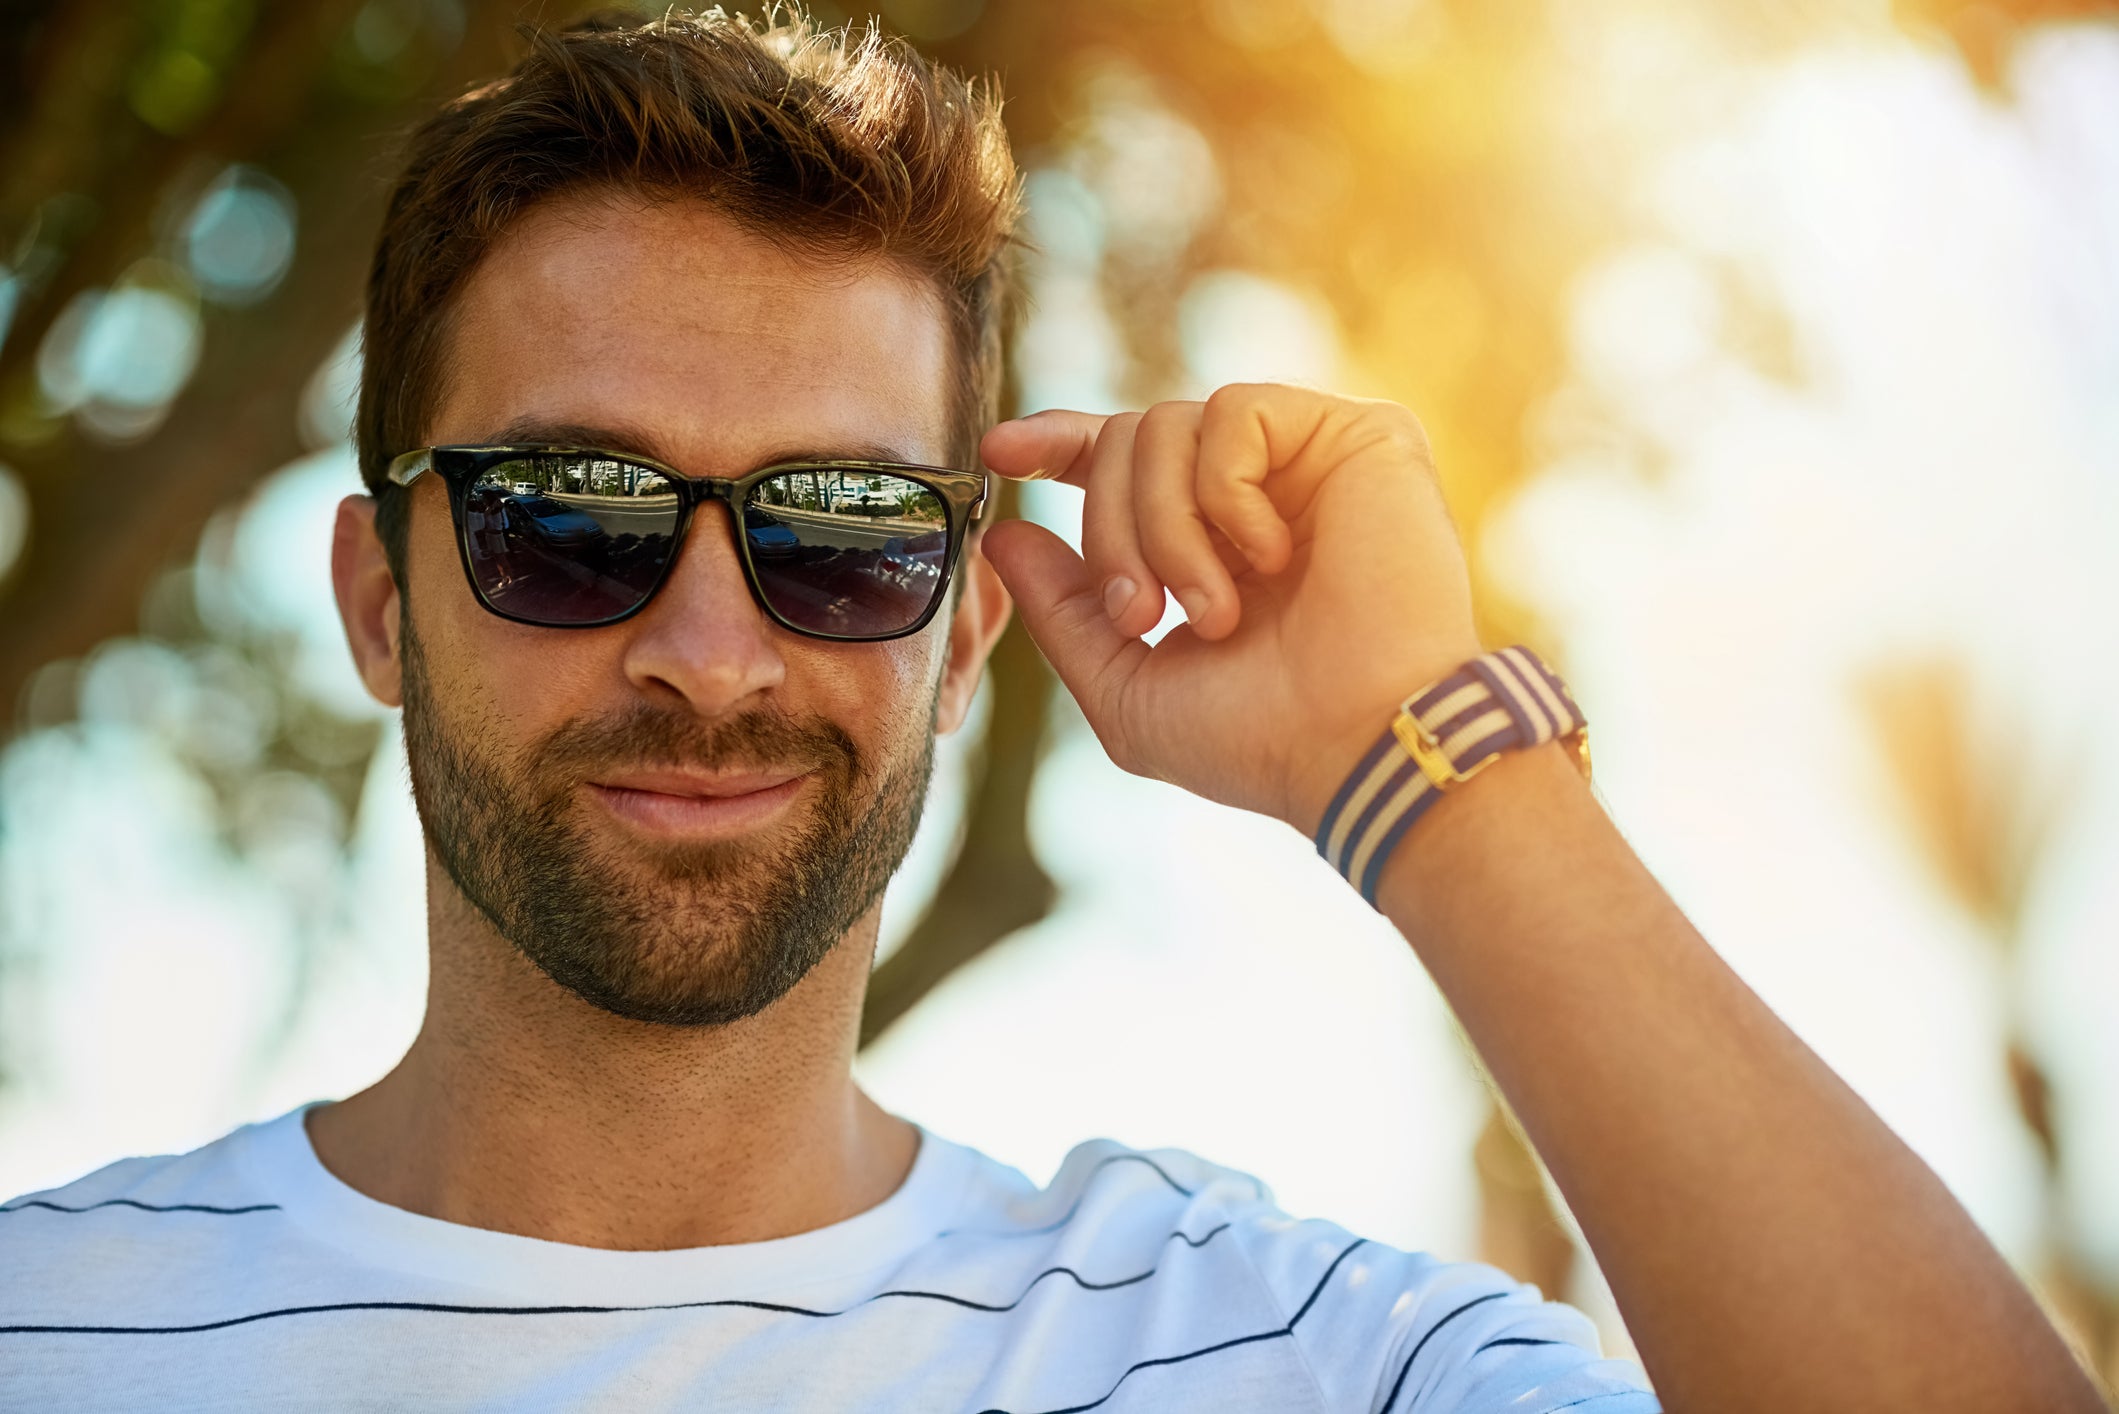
[1313,645,1590,907]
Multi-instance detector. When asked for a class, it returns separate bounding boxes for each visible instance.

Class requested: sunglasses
[386,445,989,641]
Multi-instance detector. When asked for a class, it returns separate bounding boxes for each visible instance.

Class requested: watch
[1314,645,1591,906]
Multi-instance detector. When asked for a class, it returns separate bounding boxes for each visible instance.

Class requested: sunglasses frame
[386,444,989,641]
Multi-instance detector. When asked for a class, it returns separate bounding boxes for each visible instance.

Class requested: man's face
[387,190,970,1026]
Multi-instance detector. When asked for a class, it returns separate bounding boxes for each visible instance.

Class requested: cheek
[404,503,615,742]
[801,633,946,761]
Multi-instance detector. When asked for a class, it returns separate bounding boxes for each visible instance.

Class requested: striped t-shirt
[0,1106,1657,1412]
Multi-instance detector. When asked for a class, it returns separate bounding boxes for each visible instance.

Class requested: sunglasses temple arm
[386,449,435,486]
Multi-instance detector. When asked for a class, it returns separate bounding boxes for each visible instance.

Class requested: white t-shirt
[0,1106,1657,1412]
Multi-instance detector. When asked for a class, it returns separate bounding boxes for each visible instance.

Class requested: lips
[588,767,808,799]
[582,768,813,840]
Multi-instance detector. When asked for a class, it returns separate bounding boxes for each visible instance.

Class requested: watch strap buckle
[1390,706,1499,791]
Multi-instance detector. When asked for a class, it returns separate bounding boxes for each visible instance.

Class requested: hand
[975,384,1484,838]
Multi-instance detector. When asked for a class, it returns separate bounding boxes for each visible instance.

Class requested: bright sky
[3,21,2116,1349]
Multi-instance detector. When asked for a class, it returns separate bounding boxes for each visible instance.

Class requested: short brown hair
[356,8,1023,563]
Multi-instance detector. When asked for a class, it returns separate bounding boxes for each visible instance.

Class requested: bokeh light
[34,268,205,442]
[181,166,298,306]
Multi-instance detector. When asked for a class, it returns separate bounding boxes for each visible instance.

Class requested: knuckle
[1358,399,1432,460]
[1145,537,1217,596]
[1204,383,1264,418]
[1099,411,1144,445]
[1099,730,1140,777]
[1136,399,1203,436]
[1099,720,1156,781]
[1194,473,1247,522]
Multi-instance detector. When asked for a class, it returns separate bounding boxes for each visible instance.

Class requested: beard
[398,619,935,1027]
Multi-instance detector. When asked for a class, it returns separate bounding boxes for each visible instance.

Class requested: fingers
[975,518,1147,766]
[987,385,1345,640]
[1078,413,1162,638]
[1194,387,1298,577]
[1196,383,1431,524]
[1132,400,1238,639]
[978,409,1109,488]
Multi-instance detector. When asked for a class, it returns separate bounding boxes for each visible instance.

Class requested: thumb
[978,518,1146,744]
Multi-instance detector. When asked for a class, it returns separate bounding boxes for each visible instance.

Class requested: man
[0,12,2098,1413]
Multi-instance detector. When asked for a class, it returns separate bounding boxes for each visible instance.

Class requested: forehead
[429,189,957,469]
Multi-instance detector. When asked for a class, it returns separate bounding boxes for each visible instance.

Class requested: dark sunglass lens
[461,456,681,624]
[743,472,950,637]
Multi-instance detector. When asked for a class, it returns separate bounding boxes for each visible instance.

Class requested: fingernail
[1176,588,1209,625]
[1102,575,1137,620]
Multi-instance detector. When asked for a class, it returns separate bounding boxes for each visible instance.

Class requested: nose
[619,499,787,716]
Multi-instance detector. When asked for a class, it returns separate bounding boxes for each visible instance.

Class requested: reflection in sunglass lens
[743,471,949,637]
[460,455,681,624]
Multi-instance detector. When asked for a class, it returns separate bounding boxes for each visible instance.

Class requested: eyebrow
[483,417,932,474]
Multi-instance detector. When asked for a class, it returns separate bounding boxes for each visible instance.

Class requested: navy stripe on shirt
[0,1199,280,1216]
[1379,1290,1512,1413]
[0,1222,1237,1336]
[972,1237,1370,1414]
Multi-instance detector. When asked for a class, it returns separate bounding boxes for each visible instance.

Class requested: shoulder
[0,1113,293,1316]
[940,1136,1657,1413]
[938,1135,1271,1252]
[2,1130,280,1220]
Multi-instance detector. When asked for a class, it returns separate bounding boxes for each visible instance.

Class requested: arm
[1372,739,2097,1414]
[975,384,2102,1414]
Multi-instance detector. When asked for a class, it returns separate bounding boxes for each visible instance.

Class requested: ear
[332,494,404,708]
[935,527,1013,737]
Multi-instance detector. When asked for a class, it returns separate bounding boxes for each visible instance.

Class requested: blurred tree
[1,0,527,719]
[1860,659,2115,1388]
[1894,0,2119,86]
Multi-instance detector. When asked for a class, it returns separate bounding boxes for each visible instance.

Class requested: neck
[307,854,918,1250]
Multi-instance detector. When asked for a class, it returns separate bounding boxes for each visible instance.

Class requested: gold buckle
[1390,706,1499,791]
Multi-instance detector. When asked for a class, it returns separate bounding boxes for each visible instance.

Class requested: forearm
[1377,742,2100,1414]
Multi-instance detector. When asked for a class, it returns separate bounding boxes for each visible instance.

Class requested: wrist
[1305,645,1591,906]
[1285,649,1483,839]
[1367,740,1592,927]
